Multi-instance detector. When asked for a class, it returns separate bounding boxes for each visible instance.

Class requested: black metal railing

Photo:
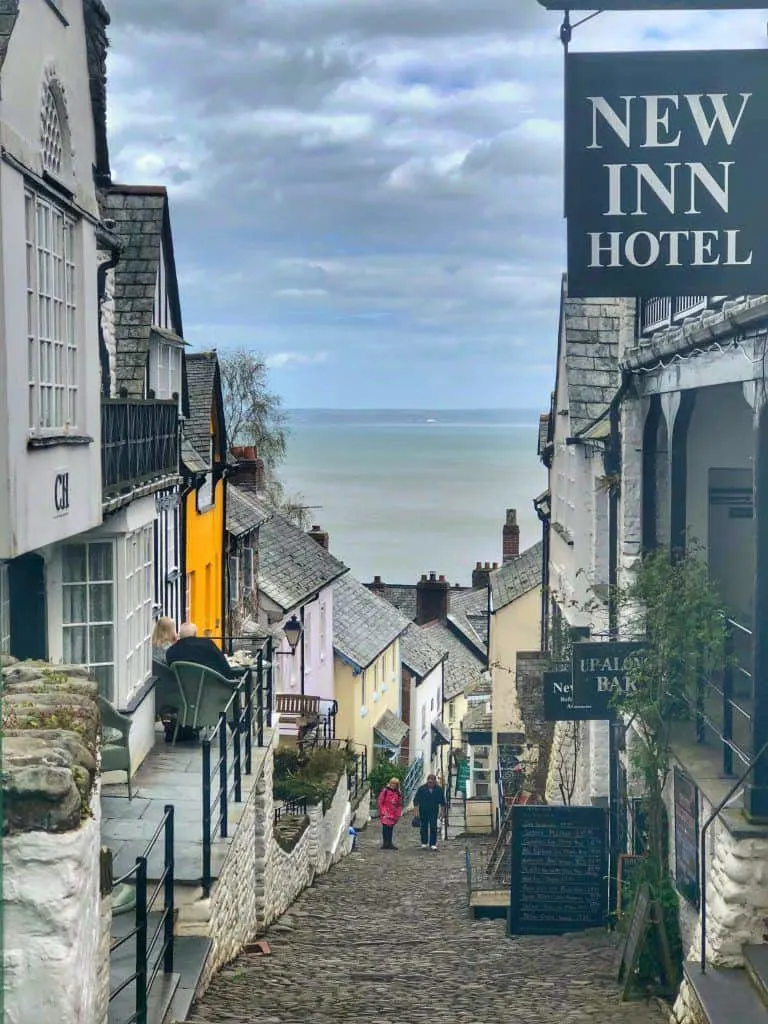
[274,797,309,823]
[102,398,179,498]
[639,295,708,336]
[201,667,267,894]
[347,746,368,802]
[108,805,175,1024]
[202,639,273,732]
[691,617,754,776]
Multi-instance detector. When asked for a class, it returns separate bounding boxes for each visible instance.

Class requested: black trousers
[382,824,395,847]
[420,815,438,846]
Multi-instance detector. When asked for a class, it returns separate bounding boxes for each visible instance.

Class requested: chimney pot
[416,571,450,625]
[374,575,382,585]
[493,562,499,570]
[475,561,482,569]
[421,574,428,582]
[308,524,330,550]
[229,449,266,494]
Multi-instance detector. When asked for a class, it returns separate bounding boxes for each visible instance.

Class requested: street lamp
[282,614,303,654]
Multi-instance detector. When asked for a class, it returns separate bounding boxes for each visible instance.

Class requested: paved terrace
[101,729,272,884]
[188,824,668,1024]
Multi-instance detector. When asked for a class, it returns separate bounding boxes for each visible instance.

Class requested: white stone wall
[3,785,106,1024]
[264,771,354,926]
[201,737,273,990]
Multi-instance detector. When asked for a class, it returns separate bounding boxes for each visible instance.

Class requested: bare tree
[554,721,582,806]
[219,347,311,529]
[219,347,287,468]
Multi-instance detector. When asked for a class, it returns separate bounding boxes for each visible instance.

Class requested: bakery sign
[565,49,768,297]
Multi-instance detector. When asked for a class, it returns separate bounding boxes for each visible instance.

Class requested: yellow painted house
[332,574,410,764]
[181,352,227,645]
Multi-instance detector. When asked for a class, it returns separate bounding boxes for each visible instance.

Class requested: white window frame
[242,547,254,594]
[62,541,115,701]
[0,563,10,654]
[148,337,183,402]
[26,190,78,432]
[124,526,154,698]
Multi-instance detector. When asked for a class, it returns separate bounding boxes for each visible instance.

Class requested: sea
[279,409,547,588]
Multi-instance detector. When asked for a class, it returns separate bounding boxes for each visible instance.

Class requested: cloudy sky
[106,3,767,409]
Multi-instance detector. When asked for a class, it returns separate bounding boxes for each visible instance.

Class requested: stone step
[744,945,768,1009]
[166,937,212,1022]
[684,962,768,1024]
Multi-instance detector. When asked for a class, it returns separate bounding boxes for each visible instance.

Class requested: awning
[374,709,409,748]
[431,719,451,745]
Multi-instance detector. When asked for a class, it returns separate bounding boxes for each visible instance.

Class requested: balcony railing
[639,295,708,336]
[102,398,179,498]
[694,617,754,776]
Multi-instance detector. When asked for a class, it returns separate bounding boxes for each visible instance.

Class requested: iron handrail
[274,797,309,823]
[700,740,768,974]
[201,665,268,894]
[108,804,175,1024]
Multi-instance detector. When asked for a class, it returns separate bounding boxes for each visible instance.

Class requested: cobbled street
[188,824,667,1024]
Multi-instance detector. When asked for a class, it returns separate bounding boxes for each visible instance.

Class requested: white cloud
[266,351,331,369]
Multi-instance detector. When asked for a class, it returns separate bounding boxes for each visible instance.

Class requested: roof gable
[447,587,488,655]
[400,623,446,679]
[333,574,410,671]
[422,619,485,701]
[253,499,347,612]
[490,543,542,613]
[184,352,226,469]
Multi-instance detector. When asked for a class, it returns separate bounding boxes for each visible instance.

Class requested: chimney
[370,575,385,596]
[472,561,493,590]
[503,508,520,562]
[229,446,266,494]
[416,571,450,625]
[308,524,329,550]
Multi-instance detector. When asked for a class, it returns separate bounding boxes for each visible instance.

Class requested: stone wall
[197,734,361,997]
[264,770,355,926]
[2,659,106,1024]
[516,650,553,796]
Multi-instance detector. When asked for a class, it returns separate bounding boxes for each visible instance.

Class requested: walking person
[377,777,403,850]
[414,773,446,850]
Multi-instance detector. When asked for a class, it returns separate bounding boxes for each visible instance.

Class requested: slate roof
[254,499,348,613]
[184,352,218,468]
[333,574,410,671]
[462,705,493,736]
[560,276,633,436]
[99,187,168,398]
[448,588,488,653]
[366,582,473,623]
[400,623,446,680]
[422,620,485,702]
[374,709,409,747]
[181,439,207,474]
[464,673,493,699]
[490,543,543,613]
[0,1,19,75]
[227,485,268,538]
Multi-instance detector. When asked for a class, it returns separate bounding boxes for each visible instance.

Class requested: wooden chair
[169,662,239,743]
[99,695,133,800]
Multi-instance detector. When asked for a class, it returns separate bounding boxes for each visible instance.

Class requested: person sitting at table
[152,616,178,662]
[165,622,239,680]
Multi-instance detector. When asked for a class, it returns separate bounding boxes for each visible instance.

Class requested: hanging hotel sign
[571,641,646,719]
[565,49,768,297]
[543,669,595,721]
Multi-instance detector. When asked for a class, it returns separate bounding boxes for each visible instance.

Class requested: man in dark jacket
[165,622,238,679]
[414,774,446,850]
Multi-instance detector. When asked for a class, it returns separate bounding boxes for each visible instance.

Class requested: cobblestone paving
[188,824,667,1023]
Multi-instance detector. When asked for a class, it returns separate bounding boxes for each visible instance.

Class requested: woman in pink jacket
[377,777,403,850]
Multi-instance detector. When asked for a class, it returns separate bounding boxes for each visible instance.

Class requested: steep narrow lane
[188,825,666,1023]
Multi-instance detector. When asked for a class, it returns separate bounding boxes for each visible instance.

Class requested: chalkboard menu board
[674,767,699,907]
[508,806,608,935]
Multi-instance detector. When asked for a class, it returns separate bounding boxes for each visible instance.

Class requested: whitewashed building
[0,0,110,661]
[400,622,448,784]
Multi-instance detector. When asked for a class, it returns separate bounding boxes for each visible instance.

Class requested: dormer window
[148,334,183,402]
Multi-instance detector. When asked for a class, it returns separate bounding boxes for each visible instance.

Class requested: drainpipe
[299,605,305,696]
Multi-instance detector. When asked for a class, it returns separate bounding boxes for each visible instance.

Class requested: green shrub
[368,758,406,798]
[273,745,305,781]
[272,745,350,810]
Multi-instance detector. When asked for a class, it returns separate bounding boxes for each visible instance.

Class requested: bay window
[63,542,114,700]
[26,190,77,431]
[125,526,154,694]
